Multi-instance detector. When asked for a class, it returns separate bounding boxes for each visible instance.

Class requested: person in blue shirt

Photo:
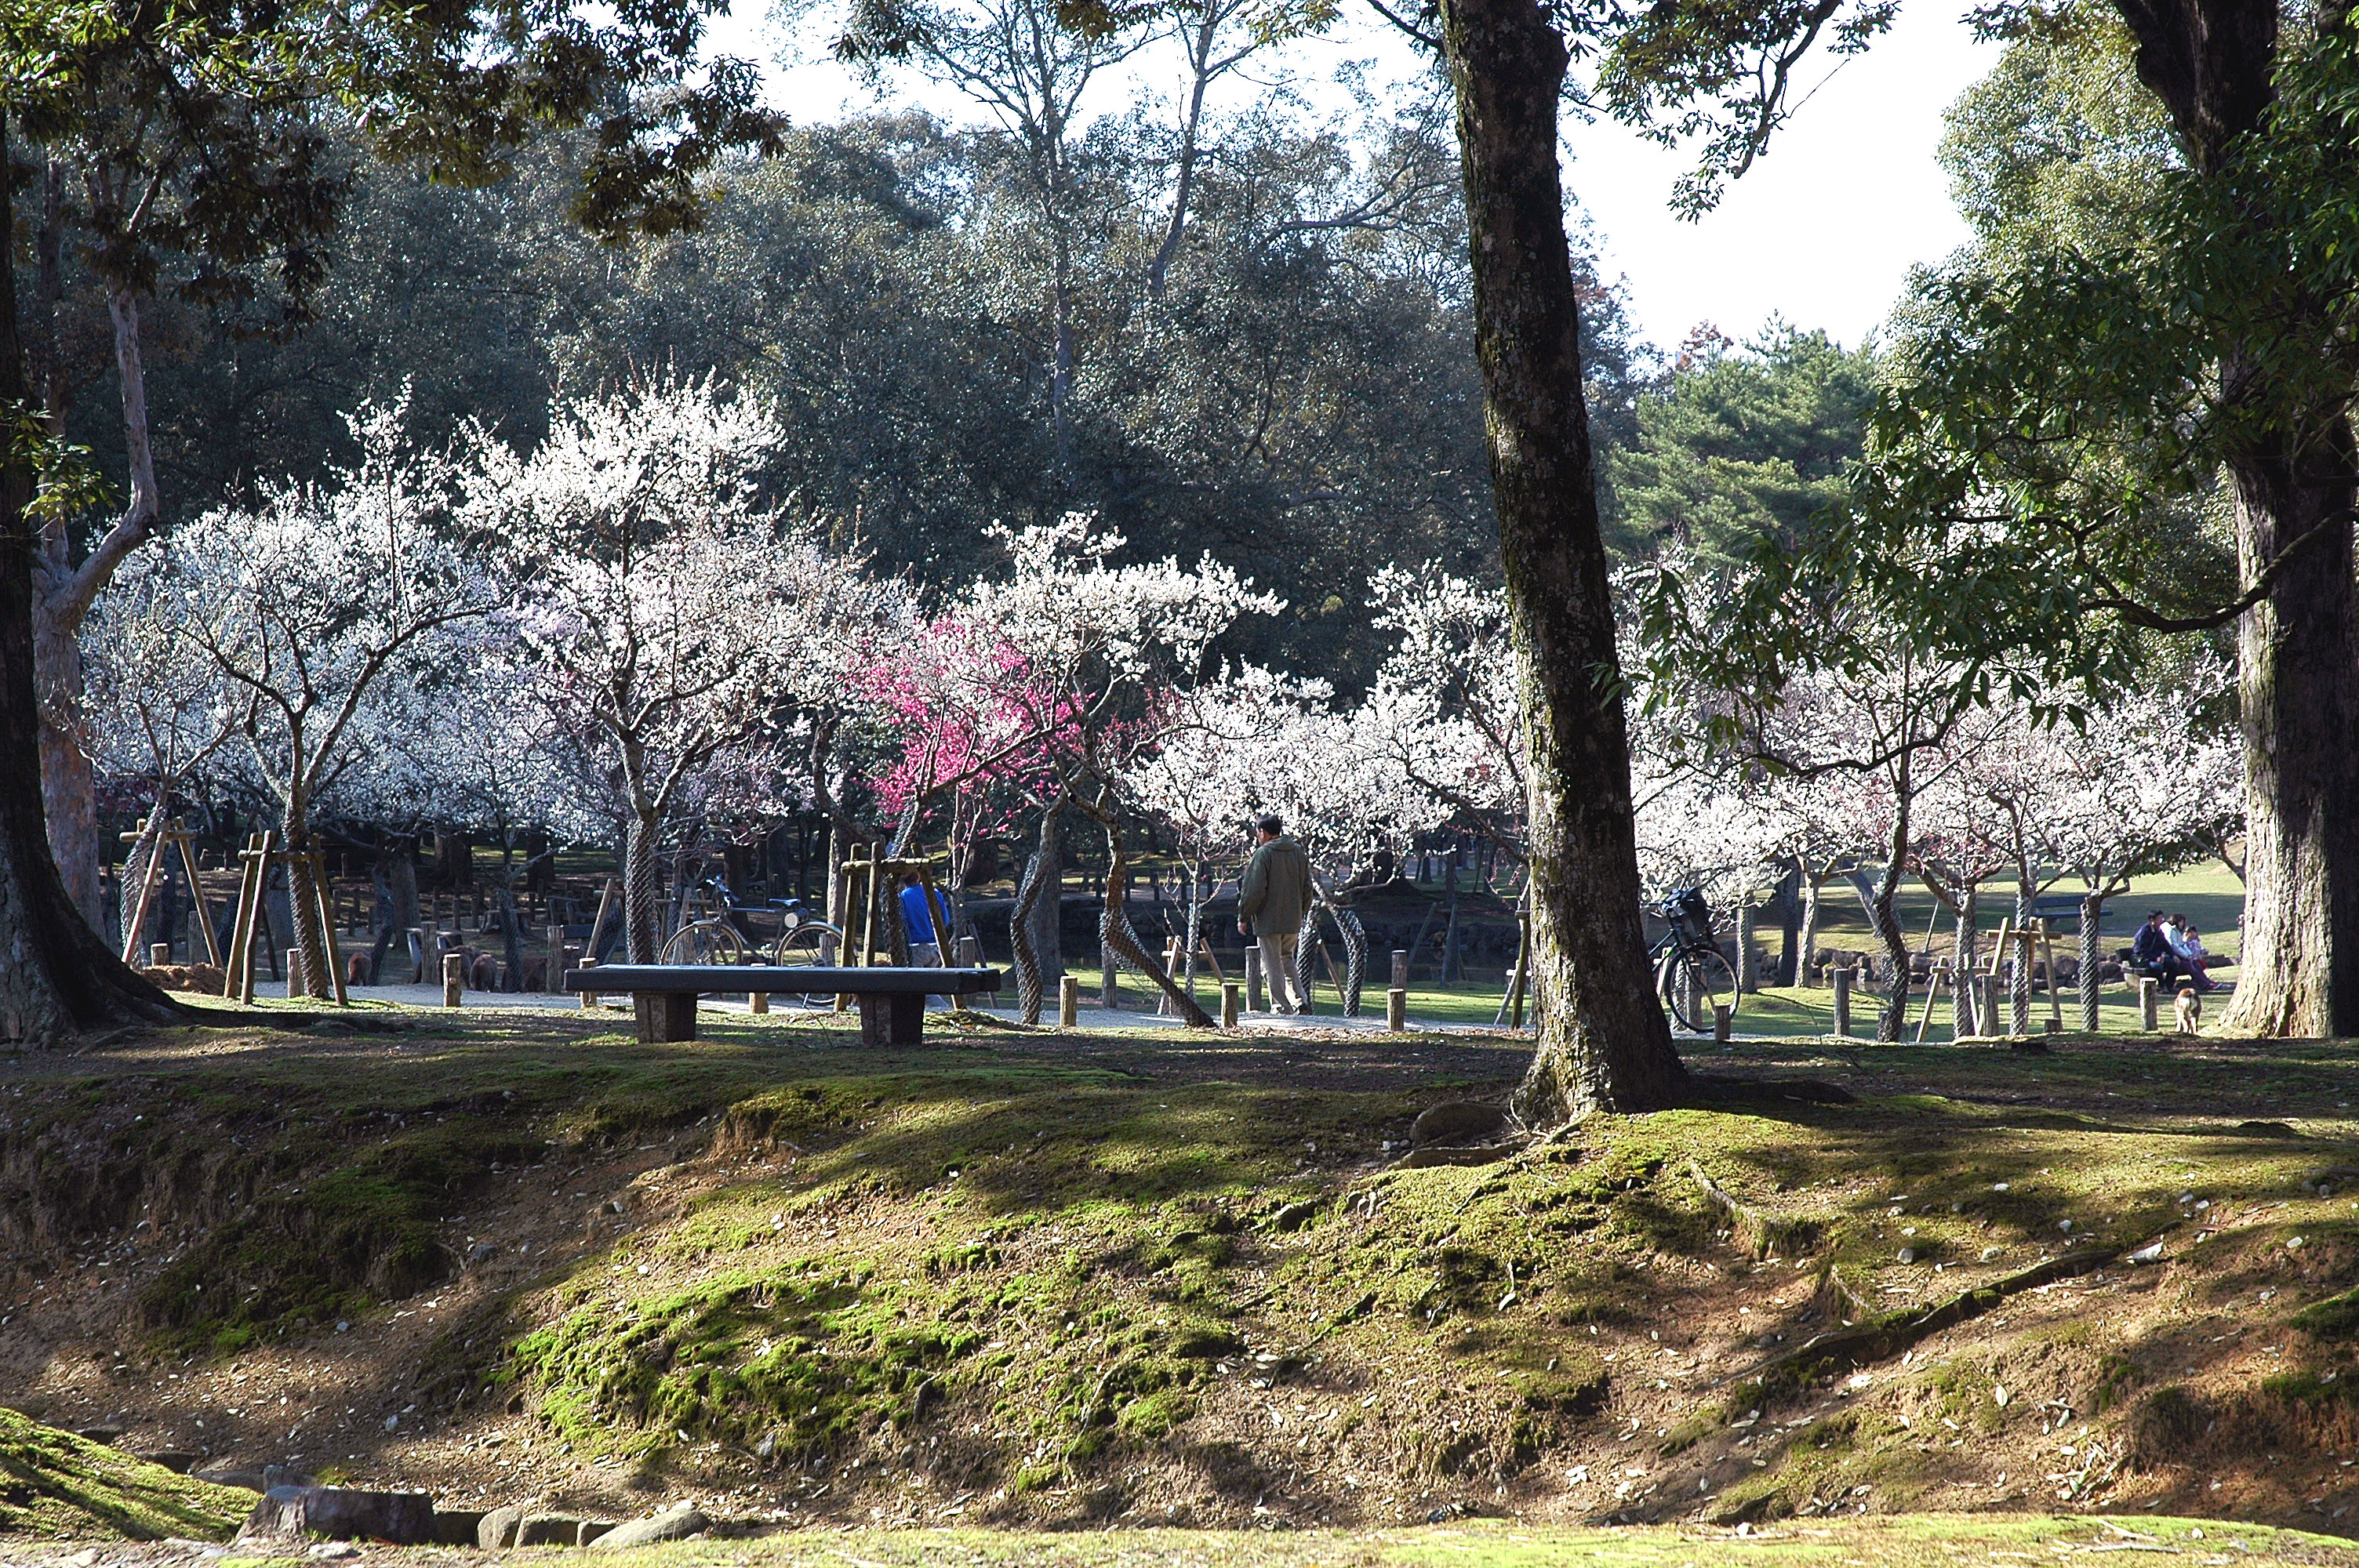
[899,873,942,965]
[894,872,950,1008]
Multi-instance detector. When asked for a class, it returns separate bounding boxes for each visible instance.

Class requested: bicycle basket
[1665,887,1713,940]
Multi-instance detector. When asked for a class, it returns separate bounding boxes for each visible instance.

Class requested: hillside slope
[0,1007,2353,1538]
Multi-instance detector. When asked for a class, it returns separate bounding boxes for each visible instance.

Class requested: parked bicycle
[1648,887,1737,1033]
[660,874,845,1007]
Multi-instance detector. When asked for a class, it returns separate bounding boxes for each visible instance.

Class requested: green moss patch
[0,1406,251,1540]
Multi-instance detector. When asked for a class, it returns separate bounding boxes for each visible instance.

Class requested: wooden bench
[564,964,1002,1046]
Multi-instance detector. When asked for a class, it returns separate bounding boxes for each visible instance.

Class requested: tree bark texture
[2110,0,2359,1036]
[2221,448,2359,1036]
[2079,893,2106,1033]
[1953,886,1979,1034]
[1023,805,1064,985]
[0,114,181,1044]
[624,808,663,964]
[1437,0,1685,1120]
[1798,873,1823,985]
[32,287,163,934]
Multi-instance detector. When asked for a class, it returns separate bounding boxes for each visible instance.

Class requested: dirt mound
[2,1016,2357,1539]
[139,964,224,994]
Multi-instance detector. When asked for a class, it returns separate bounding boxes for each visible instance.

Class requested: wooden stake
[2039,919,2062,1031]
[177,832,220,966]
[226,832,272,1004]
[118,817,166,967]
[312,854,348,1006]
[584,878,619,964]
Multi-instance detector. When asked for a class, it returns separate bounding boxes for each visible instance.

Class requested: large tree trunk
[33,287,163,933]
[0,113,182,1044]
[2105,0,2359,1036]
[1436,0,1685,1120]
[2219,449,2359,1036]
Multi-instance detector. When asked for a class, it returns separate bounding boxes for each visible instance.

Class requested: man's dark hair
[2148,910,2165,920]
[1257,815,1283,837]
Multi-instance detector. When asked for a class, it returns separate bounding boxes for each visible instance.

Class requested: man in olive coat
[1237,815,1314,1014]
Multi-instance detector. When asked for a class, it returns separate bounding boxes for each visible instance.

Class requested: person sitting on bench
[2168,913,2216,993]
[2130,910,2186,983]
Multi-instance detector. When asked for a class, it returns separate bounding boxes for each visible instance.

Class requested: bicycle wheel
[1657,944,1738,1033]
[771,921,845,1007]
[661,919,750,966]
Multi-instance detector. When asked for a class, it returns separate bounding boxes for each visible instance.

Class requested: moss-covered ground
[2,1002,2356,1545]
[0,1406,251,1539]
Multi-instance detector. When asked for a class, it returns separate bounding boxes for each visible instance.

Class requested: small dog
[2173,985,2202,1035]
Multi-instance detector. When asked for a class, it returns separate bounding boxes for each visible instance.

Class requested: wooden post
[1685,964,1703,1033]
[2040,920,2063,1033]
[1387,986,1407,1032]
[148,942,169,968]
[1832,967,1854,1038]
[443,951,464,1007]
[1982,973,2005,1036]
[1713,1003,1732,1044]
[1391,949,1408,989]
[579,956,599,1011]
[2139,975,2160,1031]
[229,832,274,1004]
[1100,945,1118,1011]
[750,986,769,1015]
[1221,981,1241,1028]
[955,935,982,968]
[2012,927,2034,1036]
[176,829,221,966]
[221,833,258,998]
[1245,946,1264,1012]
[1059,974,1079,1028]
[584,878,618,964]
[287,949,306,1000]
[311,855,349,1007]
[860,844,885,969]
[118,819,167,967]
[545,925,565,996]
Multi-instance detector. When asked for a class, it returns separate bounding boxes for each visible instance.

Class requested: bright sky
[706,0,2001,353]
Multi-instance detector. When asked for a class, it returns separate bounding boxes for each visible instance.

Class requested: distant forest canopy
[29,101,1869,687]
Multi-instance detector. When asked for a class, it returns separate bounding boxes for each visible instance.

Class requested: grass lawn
[1076,860,2254,1039]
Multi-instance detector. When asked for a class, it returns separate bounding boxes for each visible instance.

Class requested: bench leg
[636,992,698,1043]
[856,992,926,1047]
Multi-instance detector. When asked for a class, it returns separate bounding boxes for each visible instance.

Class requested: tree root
[1719,1240,2155,1408]
[1690,1161,1826,1261]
